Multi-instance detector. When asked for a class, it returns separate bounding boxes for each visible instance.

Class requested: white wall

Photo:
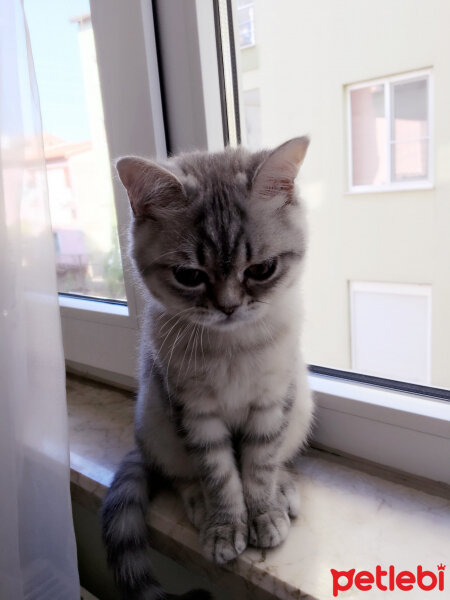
[239,0,450,388]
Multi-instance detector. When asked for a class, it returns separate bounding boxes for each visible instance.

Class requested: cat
[101,137,314,600]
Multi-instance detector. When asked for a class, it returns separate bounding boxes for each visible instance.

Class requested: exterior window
[348,71,431,192]
[350,282,432,384]
[237,0,255,48]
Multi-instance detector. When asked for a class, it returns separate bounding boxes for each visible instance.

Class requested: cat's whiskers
[158,306,192,329]
[159,316,184,353]
[199,324,205,364]
[161,315,187,366]
[165,321,193,411]
[186,322,200,379]
[193,326,199,374]
[158,319,186,360]
[158,306,196,336]
[176,321,198,388]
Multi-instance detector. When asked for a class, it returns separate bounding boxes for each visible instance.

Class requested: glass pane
[243,89,261,148]
[230,1,449,390]
[350,85,387,186]
[24,0,126,301]
[391,78,428,181]
[237,1,255,47]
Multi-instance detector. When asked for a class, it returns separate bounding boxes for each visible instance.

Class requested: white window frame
[54,1,449,485]
[347,69,433,194]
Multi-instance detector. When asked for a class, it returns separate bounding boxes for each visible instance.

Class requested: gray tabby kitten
[101,137,314,600]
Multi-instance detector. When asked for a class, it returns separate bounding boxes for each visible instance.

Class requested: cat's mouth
[215,313,241,327]
[182,301,266,330]
[196,309,257,330]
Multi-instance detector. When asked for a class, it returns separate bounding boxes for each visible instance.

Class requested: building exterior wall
[239,0,450,387]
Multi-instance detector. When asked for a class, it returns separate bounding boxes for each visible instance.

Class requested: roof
[69,12,91,24]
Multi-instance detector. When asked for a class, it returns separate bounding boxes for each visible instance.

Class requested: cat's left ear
[251,136,309,205]
[115,156,186,218]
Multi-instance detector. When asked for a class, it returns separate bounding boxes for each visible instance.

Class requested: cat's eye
[172,267,208,287]
[244,258,277,281]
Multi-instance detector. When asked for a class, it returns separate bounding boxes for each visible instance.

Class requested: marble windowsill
[68,374,450,600]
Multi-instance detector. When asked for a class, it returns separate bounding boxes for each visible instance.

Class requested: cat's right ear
[115,156,186,218]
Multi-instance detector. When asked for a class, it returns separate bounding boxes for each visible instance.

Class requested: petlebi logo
[330,564,446,596]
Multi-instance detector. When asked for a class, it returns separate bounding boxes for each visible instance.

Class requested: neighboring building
[43,133,90,290]
[40,13,125,299]
[238,0,450,388]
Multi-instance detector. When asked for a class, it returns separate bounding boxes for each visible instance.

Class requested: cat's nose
[218,304,239,316]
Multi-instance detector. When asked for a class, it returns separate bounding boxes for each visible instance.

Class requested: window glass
[231,0,449,390]
[350,85,387,186]
[25,0,126,301]
[391,78,428,181]
[237,0,255,48]
[242,89,261,149]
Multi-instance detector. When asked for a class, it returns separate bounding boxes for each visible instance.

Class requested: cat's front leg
[174,479,206,531]
[240,401,291,549]
[176,404,248,564]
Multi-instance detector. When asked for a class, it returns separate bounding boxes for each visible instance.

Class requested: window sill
[345,181,434,195]
[310,373,450,483]
[68,374,450,600]
[59,294,134,326]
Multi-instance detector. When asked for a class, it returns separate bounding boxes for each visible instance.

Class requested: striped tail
[101,448,212,600]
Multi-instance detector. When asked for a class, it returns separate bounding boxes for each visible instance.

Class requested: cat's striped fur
[101,138,314,599]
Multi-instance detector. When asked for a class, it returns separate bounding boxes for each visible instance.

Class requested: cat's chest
[173,338,296,425]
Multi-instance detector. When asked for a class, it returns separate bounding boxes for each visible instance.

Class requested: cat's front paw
[277,472,300,519]
[201,518,248,564]
[248,508,290,549]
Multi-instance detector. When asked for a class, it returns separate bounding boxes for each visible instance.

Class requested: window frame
[347,69,433,194]
[50,1,449,485]
[57,0,168,382]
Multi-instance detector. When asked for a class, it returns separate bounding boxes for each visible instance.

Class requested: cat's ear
[115,156,186,218]
[251,136,309,205]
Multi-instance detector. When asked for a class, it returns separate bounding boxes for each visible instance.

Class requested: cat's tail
[101,448,212,600]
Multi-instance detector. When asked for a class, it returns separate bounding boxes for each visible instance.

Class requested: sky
[24,0,91,142]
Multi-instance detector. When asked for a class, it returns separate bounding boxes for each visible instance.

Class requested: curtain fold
[0,1,80,598]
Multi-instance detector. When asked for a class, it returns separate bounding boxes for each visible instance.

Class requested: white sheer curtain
[0,1,80,598]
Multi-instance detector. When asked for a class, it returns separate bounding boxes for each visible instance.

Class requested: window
[348,71,432,192]
[23,1,449,481]
[237,0,255,48]
[225,4,446,392]
[26,2,126,301]
[24,0,166,385]
[350,282,432,384]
